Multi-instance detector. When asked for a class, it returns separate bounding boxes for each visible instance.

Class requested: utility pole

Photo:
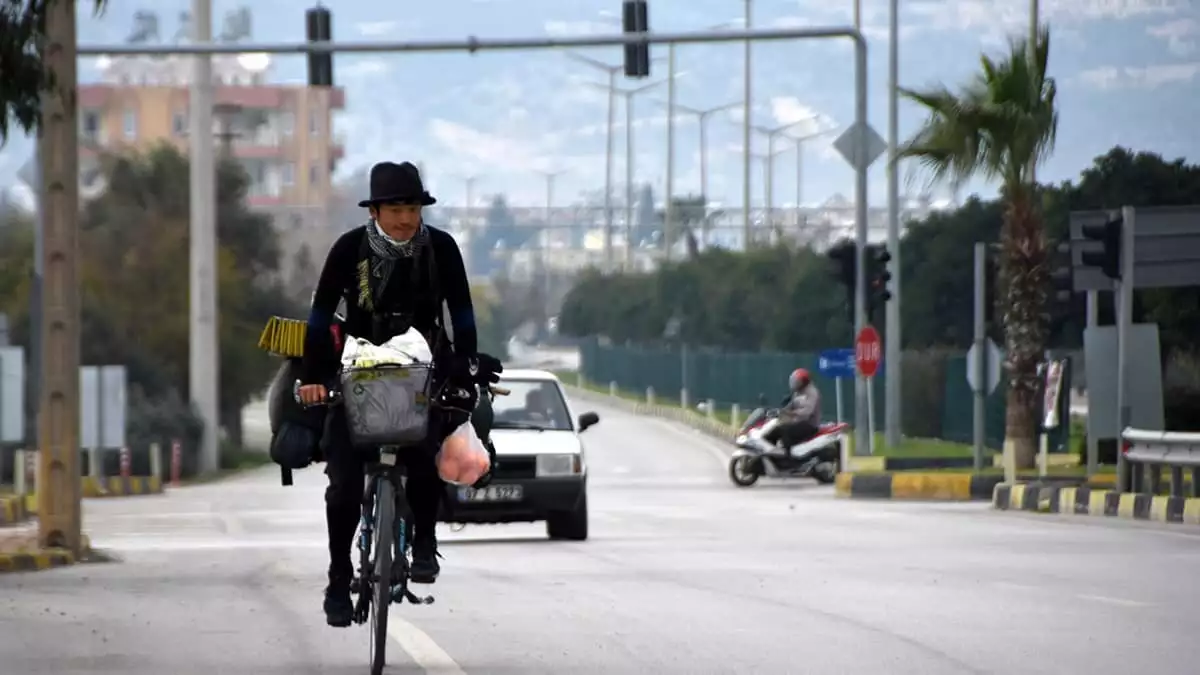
[741,0,754,251]
[564,52,623,270]
[664,43,677,261]
[189,0,220,475]
[36,0,83,555]
[885,0,903,449]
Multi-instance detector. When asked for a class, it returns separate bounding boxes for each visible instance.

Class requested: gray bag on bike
[340,362,434,448]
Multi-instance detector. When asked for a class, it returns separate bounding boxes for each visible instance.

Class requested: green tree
[77,143,298,448]
[1,0,107,143]
[897,27,1058,469]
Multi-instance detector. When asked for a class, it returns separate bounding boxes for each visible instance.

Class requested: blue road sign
[816,347,885,379]
[816,349,856,379]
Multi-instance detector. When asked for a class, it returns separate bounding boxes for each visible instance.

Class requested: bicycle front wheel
[370,478,395,675]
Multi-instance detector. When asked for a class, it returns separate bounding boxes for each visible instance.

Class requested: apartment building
[77,51,346,285]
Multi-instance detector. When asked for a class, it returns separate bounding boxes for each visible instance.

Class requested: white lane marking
[610,466,631,474]
[387,615,466,674]
[1076,593,1153,608]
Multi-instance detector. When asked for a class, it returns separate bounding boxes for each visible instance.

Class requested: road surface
[2,397,1197,674]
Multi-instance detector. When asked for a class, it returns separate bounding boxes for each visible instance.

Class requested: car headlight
[536,454,582,477]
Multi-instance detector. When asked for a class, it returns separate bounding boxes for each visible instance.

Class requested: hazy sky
[1,0,1197,209]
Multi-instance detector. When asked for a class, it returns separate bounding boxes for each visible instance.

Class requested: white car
[439,369,599,540]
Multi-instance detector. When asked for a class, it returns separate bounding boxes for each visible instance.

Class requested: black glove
[448,352,503,385]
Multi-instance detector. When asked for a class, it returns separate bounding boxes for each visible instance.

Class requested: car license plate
[458,484,524,503]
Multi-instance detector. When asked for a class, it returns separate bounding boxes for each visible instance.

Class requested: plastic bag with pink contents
[436,421,492,486]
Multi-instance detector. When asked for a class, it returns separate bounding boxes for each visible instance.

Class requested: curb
[0,548,76,573]
[81,475,164,499]
[0,495,29,526]
[992,482,1200,525]
[835,472,1001,500]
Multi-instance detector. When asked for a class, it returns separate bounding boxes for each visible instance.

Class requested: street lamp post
[583,76,668,270]
[537,168,568,329]
[564,52,623,270]
[741,0,754,252]
[651,98,739,245]
[752,119,813,232]
[748,146,788,242]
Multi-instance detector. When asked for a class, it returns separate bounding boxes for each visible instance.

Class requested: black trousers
[763,419,819,449]
[322,405,449,584]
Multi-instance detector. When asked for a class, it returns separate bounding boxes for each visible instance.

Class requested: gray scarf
[366,219,428,260]
[359,220,429,310]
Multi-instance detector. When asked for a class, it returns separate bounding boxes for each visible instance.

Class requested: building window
[279,111,294,136]
[282,162,295,186]
[309,163,320,186]
[122,109,137,140]
[172,112,187,137]
[81,110,100,141]
[308,113,319,137]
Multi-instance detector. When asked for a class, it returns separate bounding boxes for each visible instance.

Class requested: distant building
[77,50,346,286]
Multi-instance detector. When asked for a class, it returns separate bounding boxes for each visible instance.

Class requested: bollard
[88,447,102,480]
[681,389,689,410]
[730,403,741,428]
[119,447,131,478]
[14,449,26,496]
[706,398,716,420]
[150,442,162,481]
[646,387,655,405]
[608,381,617,397]
[170,439,182,487]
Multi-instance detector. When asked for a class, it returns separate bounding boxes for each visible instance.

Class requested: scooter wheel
[812,461,837,485]
[728,456,760,487]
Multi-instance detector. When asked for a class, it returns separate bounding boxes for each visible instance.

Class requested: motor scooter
[728,405,847,487]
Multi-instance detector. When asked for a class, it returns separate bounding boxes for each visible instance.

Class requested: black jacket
[301,224,477,385]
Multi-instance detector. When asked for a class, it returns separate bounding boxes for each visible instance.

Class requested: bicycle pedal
[403,589,434,605]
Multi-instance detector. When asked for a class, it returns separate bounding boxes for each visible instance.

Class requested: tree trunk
[1000,184,1049,471]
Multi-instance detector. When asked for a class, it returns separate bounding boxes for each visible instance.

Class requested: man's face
[371,203,422,241]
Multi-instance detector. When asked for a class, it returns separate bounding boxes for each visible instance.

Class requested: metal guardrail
[1121,427,1200,498]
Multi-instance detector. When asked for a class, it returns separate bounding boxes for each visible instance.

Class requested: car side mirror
[578,411,600,432]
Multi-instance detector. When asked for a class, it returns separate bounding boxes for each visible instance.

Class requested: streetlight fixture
[583,76,669,270]
[752,118,815,232]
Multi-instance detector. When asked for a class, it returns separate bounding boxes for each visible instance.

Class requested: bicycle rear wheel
[369,478,395,675]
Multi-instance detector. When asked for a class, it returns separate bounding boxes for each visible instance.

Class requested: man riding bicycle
[297,160,499,628]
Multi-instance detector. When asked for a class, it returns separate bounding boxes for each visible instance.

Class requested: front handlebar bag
[339,362,433,448]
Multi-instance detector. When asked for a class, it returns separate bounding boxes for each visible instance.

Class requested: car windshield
[491,379,573,431]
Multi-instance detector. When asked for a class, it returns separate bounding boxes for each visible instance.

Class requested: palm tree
[897,26,1058,470]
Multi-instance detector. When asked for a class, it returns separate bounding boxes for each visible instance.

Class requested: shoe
[323,582,354,627]
[410,536,441,584]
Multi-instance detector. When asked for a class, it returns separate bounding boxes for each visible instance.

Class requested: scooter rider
[762,368,822,454]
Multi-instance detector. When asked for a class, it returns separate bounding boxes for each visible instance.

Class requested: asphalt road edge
[993,482,1200,525]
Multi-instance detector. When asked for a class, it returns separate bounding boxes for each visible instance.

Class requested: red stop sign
[855,325,882,377]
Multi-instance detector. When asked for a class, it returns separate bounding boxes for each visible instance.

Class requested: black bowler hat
[358,161,437,208]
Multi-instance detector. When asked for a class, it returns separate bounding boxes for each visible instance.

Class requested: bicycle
[298,378,508,675]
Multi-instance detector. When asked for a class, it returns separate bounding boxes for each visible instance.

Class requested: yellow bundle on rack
[257,316,308,358]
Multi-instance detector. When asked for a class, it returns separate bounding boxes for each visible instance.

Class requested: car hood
[489,428,582,456]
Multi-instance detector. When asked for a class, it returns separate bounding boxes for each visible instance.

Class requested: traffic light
[306,6,333,87]
[622,0,650,78]
[826,239,856,323]
[867,244,892,321]
[1080,212,1122,280]
[1047,240,1075,341]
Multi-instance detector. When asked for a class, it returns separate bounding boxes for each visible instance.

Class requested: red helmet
[788,368,810,392]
